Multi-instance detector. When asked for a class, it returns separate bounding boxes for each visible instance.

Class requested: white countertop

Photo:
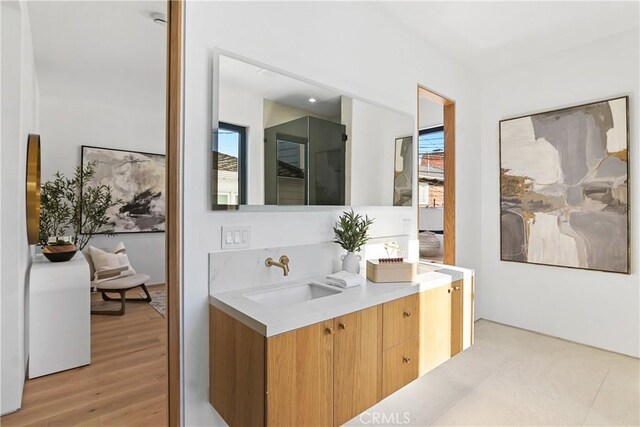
[209,262,473,337]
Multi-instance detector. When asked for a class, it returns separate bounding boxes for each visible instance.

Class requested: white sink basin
[245,282,342,308]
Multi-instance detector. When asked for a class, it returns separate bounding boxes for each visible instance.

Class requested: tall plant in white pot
[333,209,374,274]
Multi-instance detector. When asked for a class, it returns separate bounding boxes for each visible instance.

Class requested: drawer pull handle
[326,327,335,335]
[339,322,347,330]
[402,357,412,364]
[454,286,461,291]
[403,311,412,318]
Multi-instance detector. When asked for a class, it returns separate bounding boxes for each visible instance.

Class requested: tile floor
[346,320,639,427]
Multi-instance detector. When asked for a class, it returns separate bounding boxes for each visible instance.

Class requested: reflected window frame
[212,122,247,210]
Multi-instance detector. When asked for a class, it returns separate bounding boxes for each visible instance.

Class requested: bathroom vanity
[209,263,474,427]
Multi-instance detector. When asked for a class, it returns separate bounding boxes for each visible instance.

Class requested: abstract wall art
[81,146,165,233]
[499,97,629,274]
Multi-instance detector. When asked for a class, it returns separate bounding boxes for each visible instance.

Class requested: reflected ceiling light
[308,98,317,103]
[151,12,166,25]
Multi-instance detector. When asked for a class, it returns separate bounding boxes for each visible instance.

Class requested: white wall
[419,97,443,129]
[478,29,640,357]
[1,0,39,415]
[183,2,481,425]
[419,207,443,232]
[38,95,166,285]
[263,99,334,127]
[349,98,414,206]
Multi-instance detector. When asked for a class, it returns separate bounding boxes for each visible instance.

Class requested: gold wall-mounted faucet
[265,255,290,276]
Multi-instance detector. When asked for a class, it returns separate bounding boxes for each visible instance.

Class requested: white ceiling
[28,1,166,112]
[219,55,343,118]
[379,1,640,73]
[26,0,639,113]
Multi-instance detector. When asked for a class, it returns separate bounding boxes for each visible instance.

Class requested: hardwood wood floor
[1,286,167,427]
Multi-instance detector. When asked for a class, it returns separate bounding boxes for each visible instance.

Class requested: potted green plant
[333,209,374,274]
[39,162,119,262]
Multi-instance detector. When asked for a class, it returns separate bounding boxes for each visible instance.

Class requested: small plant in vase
[333,209,374,274]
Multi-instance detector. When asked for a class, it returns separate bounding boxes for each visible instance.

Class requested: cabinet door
[451,280,464,356]
[210,306,265,427]
[334,305,381,427]
[419,285,452,375]
[382,336,419,397]
[383,293,419,350]
[266,320,334,427]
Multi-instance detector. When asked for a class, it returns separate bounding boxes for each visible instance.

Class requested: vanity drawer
[383,293,419,350]
[382,336,419,398]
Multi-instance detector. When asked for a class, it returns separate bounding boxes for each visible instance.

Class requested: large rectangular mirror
[212,53,414,209]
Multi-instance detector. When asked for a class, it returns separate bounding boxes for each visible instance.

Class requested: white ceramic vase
[341,251,362,274]
[419,231,441,257]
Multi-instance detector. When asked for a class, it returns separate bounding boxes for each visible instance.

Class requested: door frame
[166,0,182,425]
[417,86,455,265]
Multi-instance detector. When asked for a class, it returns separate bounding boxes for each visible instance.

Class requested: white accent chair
[84,250,152,316]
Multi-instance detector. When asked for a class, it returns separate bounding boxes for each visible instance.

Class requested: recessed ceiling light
[151,12,166,25]
[308,98,317,103]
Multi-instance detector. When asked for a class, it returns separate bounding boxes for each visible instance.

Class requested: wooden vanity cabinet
[382,293,419,350]
[209,306,265,427]
[210,304,381,427]
[267,306,381,427]
[333,306,382,426]
[450,280,464,356]
[381,294,420,397]
[418,279,466,375]
[383,336,419,396]
[419,284,452,374]
[266,319,334,427]
[381,280,468,396]
[210,278,473,427]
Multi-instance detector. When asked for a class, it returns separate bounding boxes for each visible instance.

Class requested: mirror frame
[26,133,41,244]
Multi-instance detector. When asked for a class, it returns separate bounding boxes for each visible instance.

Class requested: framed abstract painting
[81,146,166,233]
[499,96,629,274]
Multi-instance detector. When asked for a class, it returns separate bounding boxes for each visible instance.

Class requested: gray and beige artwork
[82,146,165,233]
[499,97,629,273]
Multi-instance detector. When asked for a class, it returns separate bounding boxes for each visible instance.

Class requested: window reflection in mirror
[213,122,246,209]
[213,53,414,209]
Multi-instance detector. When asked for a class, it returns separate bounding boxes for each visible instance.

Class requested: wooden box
[366,259,417,283]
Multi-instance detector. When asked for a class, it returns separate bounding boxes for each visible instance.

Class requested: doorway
[0,0,182,425]
[417,86,455,265]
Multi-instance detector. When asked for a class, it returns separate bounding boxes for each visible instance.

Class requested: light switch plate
[221,226,251,250]
[402,219,412,234]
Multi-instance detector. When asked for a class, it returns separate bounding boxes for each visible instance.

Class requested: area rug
[141,289,166,318]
